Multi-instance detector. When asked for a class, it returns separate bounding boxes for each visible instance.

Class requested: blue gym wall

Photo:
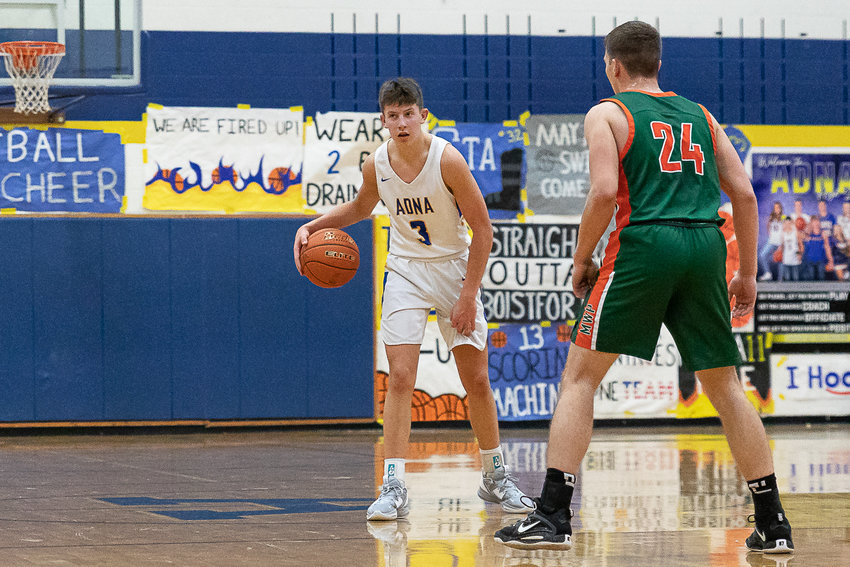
[47,31,850,125]
[0,217,374,422]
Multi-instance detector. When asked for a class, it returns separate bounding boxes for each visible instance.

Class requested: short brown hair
[378,77,424,111]
[604,21,661,78]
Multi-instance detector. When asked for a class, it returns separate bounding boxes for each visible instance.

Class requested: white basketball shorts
[380,253,487,351]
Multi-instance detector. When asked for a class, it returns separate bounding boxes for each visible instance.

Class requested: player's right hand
[293,226,311,275]
[572,258,599,299]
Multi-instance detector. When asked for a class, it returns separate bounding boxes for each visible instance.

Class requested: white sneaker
[478,468,534,513]
[759,272,773,281]
[366,478,409,521]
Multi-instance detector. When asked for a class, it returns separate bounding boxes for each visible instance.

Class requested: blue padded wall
[102,219,173,419]
[237,219,309,418]
[34,31,849,125]
[0,220,34,421]
[0,217,374,423]
[170,219,242,419]
[32,219,105,420]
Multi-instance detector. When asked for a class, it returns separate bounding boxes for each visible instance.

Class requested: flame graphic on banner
[146,157,302,194]
[143,157,305,212]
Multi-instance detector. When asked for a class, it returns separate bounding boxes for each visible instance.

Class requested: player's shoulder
[585,99,628,130]
[437,136,466,169]
[587,99,623,117]
[360,151,377,181]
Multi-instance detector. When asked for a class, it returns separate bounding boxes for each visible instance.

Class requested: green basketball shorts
[571,222,741,371]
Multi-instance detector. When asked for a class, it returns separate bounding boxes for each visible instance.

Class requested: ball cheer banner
[0,126,124,212]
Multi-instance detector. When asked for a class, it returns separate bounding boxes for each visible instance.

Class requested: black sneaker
[746,512,794,554]
[493,499,572,550]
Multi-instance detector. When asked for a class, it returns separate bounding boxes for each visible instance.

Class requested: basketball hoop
[0,41,65,115]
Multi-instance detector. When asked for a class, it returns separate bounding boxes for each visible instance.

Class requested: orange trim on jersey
[573,225,622,350]
[621,90,678,97]
[601,98,634,160]
[614,163,633,229]
[572,166,633,351]
[697,103,717,153]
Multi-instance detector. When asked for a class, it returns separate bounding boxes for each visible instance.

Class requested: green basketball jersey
[603,91,722,226]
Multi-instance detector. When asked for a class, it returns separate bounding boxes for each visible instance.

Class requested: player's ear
[380,113,387,127]
[613,59,624,77]
[420,107,429,122]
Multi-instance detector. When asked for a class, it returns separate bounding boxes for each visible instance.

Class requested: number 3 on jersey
[409,220,432,245]
[650,121,705,175]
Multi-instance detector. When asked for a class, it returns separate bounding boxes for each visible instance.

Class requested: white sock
[383,459,406,484]
[480,446,505,474]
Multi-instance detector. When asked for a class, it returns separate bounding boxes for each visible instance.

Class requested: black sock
[540,468,576,513]
[747,473,784,519]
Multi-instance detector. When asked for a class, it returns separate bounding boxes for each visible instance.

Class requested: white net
[0,42,65,115]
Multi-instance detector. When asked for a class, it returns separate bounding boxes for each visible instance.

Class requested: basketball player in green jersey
[496,21,793,554]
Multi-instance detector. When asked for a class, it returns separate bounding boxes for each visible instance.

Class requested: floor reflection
[367,424,850,566]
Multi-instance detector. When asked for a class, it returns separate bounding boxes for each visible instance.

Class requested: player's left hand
[728,272,756,317]
[450,296,477,337]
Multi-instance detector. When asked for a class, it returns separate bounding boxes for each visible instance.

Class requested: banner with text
[487,323,569,421]
[144,105,305,212]
[302,111,387,214]
[432,122,525,218]
[771,353,850,416]
[755,286,849,334]
[488,324,680,421]
[525,114,589,216]
[482,222,582,324]
[751,150,850,284]
[0,127,124,212]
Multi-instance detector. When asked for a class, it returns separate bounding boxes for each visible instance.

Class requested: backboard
[0,0,141,87]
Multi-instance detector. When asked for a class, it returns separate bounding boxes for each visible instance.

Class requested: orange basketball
[161,169,184,191]
[268,167,297,193]
[795,217,806,231]
[212,165,238,185]
[300,228,360,288]
[490,331,507,348]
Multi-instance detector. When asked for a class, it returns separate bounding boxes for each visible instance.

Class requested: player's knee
[460,373,492,399]
[386,371,417,394]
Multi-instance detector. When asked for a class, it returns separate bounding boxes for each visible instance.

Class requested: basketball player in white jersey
[293,77,531,521]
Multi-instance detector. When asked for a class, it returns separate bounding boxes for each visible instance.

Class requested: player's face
[381,103,427,143]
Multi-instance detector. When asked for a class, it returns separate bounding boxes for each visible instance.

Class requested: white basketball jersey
[375,135,471,259]
[781,229,801,266]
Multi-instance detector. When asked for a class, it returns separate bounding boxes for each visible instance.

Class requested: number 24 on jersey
[651,121,705,175]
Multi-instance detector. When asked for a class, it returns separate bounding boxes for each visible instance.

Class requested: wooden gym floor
[0,422,847,566]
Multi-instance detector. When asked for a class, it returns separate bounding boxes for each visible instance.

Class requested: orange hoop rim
[0,40,66,57]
